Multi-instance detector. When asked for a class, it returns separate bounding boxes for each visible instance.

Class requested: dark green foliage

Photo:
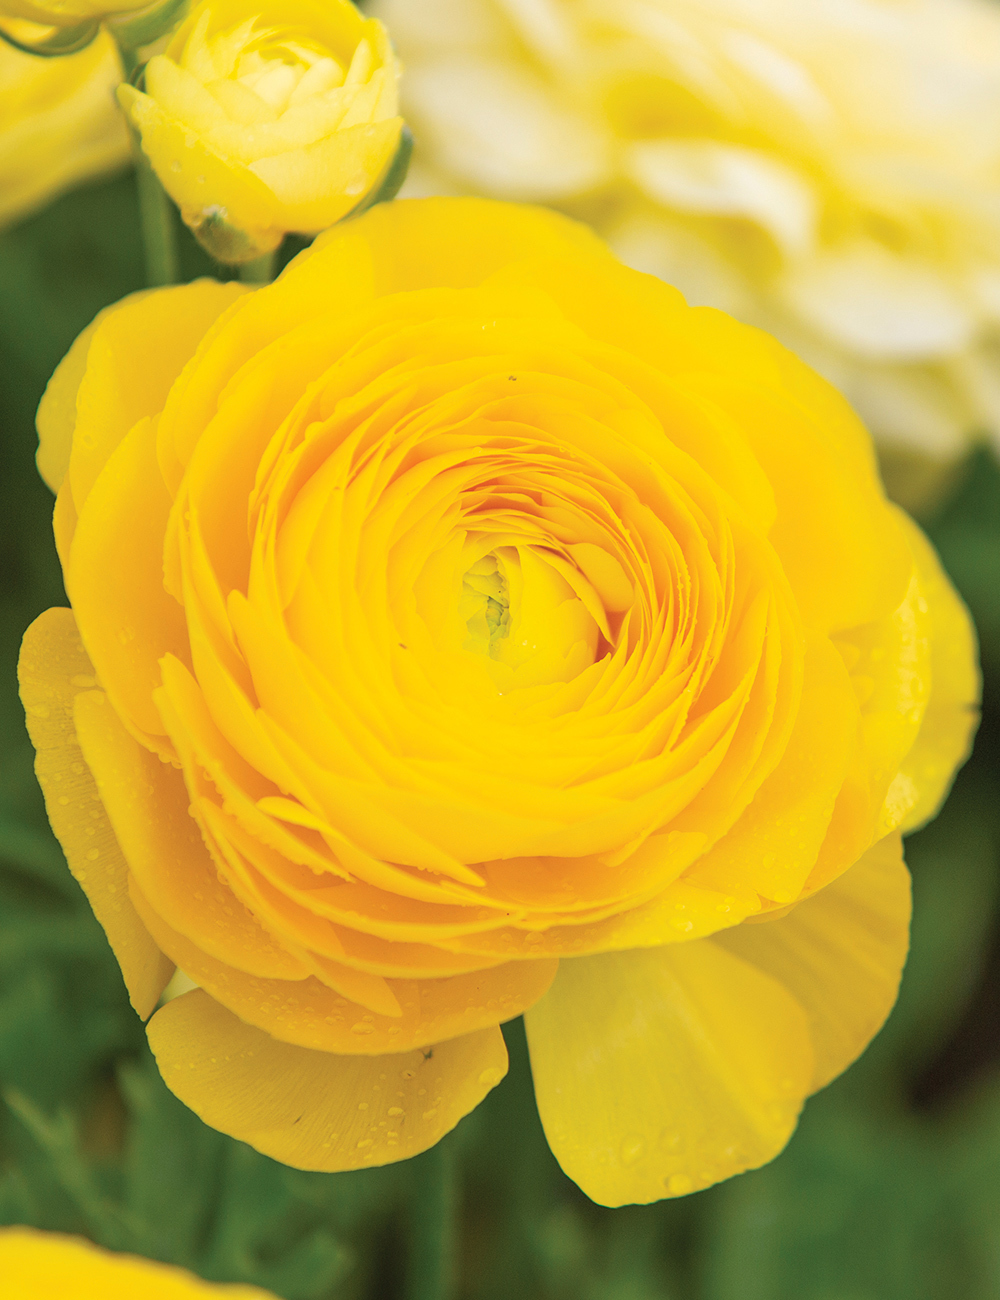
[1,169,999,1298]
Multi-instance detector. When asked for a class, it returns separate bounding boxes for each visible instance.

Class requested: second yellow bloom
[118,0,403,259]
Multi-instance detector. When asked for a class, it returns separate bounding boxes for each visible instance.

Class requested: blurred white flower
[375,0,1000,506]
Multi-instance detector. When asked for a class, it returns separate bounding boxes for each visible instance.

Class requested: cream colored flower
[374,0,1000,507]
[0,28,129,230]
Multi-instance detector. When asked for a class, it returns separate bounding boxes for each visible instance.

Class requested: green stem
[134,150,179,287]
[407,1140,457,1300]
[239,248,279,286]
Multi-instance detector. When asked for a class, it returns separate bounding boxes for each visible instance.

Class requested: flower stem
[406,1140,457,1300]
[134,149,179,288]
[239,249,279,286]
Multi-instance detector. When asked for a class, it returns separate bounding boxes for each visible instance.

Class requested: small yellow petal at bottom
[17,608,173,1017]
[0,1225,276,1298]
[147,989,508,1170]
[524,940,813,1206]
[715,832,910,1090]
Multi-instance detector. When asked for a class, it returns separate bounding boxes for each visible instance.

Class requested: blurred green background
[1,169,999,1300]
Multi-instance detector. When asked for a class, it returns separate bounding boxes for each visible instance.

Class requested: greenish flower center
[461,554,510,657]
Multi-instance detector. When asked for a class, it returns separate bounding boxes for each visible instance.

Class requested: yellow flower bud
[117,0,404,261]
[0,28,130,230]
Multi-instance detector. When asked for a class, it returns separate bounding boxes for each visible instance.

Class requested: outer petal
[523,941,813,1206]
[71,685,309,981]
[147,989,508,1170]
[1,1226,276,1298]
[36,279,246,512]
[306,194,610,294]
[17,608,173,1017]
[68,415,190,746]
[883,515,979,835]
[715,832,910,1091]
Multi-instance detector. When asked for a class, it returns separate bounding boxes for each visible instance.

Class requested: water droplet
[478,1067,504,1088]
[86,849,99,861]
[666,1173,693,1195]
[351,1022,375,1035]
[387,1106,403,1117]
[357,1102,368,1111]
[620,1135,644,1165]
[422,1108,438,1120]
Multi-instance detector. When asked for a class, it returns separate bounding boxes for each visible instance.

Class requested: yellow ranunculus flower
[0,30,129,230]
[1,1226,276,1298]
[20,198,977,1207]
[117,0,403,260]
[374,0,1000,507]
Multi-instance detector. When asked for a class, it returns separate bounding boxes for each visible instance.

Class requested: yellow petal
[715,832,910,1090]
[17,608,173,1018]
[0,1225,276,1298]
[147,989,508,1170]
[130,878,556,1055]
[249,118,403,231]
[306,194,609,294]
[524,940,813,1206]
[684,635,858,905]
[884,513,980,834]
[68,415,189,744]
[71,685,309,981]
[65,280,247,517]
[36,310,105,495]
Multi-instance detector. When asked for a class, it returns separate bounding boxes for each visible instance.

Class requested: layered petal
[17,609,173,1017]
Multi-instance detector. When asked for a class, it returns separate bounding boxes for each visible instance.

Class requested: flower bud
[0,28,130,230]
[117,0,404,261]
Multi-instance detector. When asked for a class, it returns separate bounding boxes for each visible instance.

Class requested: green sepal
[108,0,189,57]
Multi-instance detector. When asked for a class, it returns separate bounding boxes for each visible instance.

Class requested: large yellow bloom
[20,198,977,1206]
[1,1227,276,1298]
[374,0,1000,504]
[0,30,129,230]
[118,0,403,259]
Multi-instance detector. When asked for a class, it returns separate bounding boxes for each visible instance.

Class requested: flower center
[461,554,510,658]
